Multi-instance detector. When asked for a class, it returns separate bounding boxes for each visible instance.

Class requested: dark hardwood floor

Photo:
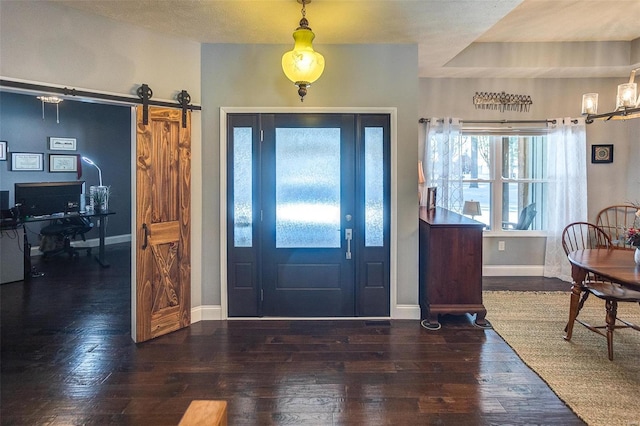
[1,243,582,425]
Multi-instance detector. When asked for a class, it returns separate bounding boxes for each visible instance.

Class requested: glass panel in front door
[365,127,384,247]
[275,128,341,248]
[233,127,253,247]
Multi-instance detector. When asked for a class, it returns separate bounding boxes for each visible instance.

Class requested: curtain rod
[418,118,558,124]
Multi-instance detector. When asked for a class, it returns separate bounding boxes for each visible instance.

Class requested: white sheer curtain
[543,117,588,282]
[422,117,463,211]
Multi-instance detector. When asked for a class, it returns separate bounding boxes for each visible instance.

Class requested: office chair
[502,202,537,230]
[39,216,94,260]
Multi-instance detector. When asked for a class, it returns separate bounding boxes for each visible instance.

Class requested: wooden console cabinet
[419,207,486,328]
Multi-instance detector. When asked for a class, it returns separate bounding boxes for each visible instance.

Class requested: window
[452,129,547,231]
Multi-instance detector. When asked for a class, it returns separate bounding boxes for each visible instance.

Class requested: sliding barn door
[135,107,191,342]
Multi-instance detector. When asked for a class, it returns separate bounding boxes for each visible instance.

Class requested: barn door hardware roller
[137,84,153,125]
[177,90,192,128]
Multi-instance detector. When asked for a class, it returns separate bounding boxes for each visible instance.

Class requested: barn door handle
[142,223,149,249]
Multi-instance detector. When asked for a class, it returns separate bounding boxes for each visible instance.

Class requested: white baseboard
[191,305,222,322]
[483,265,544,276]
[190,304,421,322]
[392,304,421,320]
[31,234,131,256]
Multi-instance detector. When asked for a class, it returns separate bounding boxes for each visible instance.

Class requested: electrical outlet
[498,241,505,251]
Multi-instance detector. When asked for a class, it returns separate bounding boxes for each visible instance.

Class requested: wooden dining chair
[561,222,640,360]
[595,204,639,250]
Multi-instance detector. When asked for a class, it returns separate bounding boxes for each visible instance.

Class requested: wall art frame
[591,144,614,163]
[48,137,77,151]
[426,186,437,210]
[49,154,78,172]
[11,152,44,171]
[0,140,6,160]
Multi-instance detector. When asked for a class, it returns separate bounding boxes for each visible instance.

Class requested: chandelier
[581,67,640,123]
[36,95,63,123]
[281,0,325,102]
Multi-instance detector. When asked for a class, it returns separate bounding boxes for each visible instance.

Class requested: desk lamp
[82,156,102,187]
[82,156,108,211]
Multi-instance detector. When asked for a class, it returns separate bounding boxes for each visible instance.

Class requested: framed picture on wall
[426,186,437,210]
[11,152,44,171]
[591,144,614,163]
[49,154,78,172]
[48,137,77,151]
[0,141,6,160]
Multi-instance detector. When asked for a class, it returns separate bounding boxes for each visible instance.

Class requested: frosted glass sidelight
[365,127,384,247]
[275,128,341,248]
[233,127,253,247]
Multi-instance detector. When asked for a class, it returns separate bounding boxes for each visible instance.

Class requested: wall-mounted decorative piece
[49,154,78,172]
[473,91,533,112]
[591,144,614,164]
[0,141,6,160]
[11,152,44,171]
[48,137,76,151]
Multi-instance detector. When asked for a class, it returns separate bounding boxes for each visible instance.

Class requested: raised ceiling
[54,0,640,78]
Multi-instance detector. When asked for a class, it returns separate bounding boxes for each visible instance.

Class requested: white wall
[0,1,201,103]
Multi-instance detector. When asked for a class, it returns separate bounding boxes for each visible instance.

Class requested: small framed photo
[0,141,6,161]
[591,144,614,163]
[48,137,77,151]
[49,154,78,172]
[426,186,437,210]
[11,152,44,171]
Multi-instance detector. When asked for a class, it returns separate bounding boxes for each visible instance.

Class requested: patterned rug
[483,291,640,426]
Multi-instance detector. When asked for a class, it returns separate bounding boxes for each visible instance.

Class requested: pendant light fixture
[37,95,63,123]
[281,0,325,102]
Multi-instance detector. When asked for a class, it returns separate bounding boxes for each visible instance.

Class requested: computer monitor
[14,181,85,217]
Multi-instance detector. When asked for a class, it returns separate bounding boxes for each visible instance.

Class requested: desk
[23,210,115,268]
[566,248,640,340]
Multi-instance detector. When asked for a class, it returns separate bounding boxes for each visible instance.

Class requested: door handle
[345,228,352,260]
[142,223,149,249]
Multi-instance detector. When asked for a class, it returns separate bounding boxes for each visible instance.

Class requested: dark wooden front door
[261,114,356,316]
[227,113,389,317]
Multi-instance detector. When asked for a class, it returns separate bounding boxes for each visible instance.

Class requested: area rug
[483,291,640,426]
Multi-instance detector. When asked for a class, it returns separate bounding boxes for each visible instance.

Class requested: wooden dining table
[565,248,640,342]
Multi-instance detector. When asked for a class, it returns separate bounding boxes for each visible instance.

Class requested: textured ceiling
[54,0,640,78]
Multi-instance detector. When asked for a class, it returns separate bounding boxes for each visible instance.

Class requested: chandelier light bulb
[581,93,598,115]
[616,83,637,109]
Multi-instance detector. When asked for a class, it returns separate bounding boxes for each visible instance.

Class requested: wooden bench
[178,400,227,426]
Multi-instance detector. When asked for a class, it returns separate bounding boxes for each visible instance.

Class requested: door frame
[219,107,398,319]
